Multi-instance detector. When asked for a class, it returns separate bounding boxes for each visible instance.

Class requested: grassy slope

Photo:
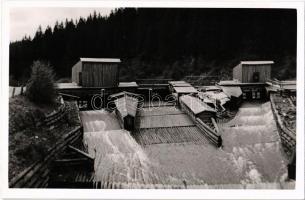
[9,95,80,181]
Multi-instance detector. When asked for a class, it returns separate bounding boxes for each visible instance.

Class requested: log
[67,145,94,160]
[211,118,220,133]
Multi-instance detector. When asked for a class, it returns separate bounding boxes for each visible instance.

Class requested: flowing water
[81,102,292,189]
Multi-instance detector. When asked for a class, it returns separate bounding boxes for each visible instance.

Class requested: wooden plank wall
[71,61,82,85]
[82,62,118,87]
[180,101,196,122]
[196,118,222,147]
[197,112,216,123]
[242,64,271,83]
[234,64,272,83]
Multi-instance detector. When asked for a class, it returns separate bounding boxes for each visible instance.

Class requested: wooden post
[101,89,105,109]
[287,151,296,180]
[12,87,15,98]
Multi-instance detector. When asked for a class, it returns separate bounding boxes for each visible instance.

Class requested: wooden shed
[233,61,274,83]
[114,95,139,131]
[179,95,221,147]
[71,58,120,87]
[179,95,216,122]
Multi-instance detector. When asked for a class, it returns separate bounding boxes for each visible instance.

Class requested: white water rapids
[80,102,291,189]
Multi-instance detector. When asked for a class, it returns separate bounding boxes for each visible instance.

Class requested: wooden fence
[44,102,66,127]
[9,126,83,188]
[9,86,26,98]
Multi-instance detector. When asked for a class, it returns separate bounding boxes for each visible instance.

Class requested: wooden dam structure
[28,58,296,188]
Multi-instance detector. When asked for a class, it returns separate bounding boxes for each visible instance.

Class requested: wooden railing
[44,103,66,126]
[9,126,83,188]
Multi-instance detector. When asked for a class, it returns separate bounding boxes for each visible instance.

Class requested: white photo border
[1,0,304,199]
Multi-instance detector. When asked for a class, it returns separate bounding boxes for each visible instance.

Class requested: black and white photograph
[1,0,305,199]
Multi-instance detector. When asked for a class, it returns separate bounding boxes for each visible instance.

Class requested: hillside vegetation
[9,96,81,180]
[10,8,296,85]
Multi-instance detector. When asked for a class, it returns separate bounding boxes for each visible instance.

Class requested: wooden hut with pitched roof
[113,92,139,131]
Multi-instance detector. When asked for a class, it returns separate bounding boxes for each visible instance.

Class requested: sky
[10,7,113,42]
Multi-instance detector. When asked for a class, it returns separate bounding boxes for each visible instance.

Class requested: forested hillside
[9,8,296,85]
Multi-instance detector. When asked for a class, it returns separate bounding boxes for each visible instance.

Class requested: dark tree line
[9,8,297,85]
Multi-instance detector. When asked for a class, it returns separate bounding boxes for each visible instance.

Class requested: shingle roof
[180,95,215,115]
[115,96,139,117]
[241,61,274,65]
[80,58,121,63]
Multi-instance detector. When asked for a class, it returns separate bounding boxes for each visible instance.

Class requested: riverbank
[9,95,80,181]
